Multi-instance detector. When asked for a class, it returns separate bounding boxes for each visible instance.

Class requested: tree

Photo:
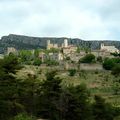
[33,58,42,66]
[49,48,59,53]
[76,46,80,53]
[0,54,23,120]
[36,71,62,119]
[45,48,59,54]
[45,59,59,66]
[97,56,103,63]
[103,58,120,70]
[68,69,77,76]
[93,95,115,120]
[80,54,95,63]
[0,54,21,75]
[103,58,115,70]
[110,52,120,57]
[18,50,33,64]
[111,64,120,95]
[34,49,40,58]
[60,84,93,120]
[112,80,120,95]
[84,47,91,53]
[111,64,120,76]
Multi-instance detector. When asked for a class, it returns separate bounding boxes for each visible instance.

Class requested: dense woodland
[0,54,120,120]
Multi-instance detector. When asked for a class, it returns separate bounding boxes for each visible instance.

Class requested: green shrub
[80,54,95,63]
[111,64,120,76]
[33,58,42,66]
[103,58,115,70]
[13,113,35,120]
[112,81,120,95]
[97,56,103,63]
[103,58,120,70]
[68,69,77,76]
[94,70,99,74]
[93,95,116,120]
[45,59,59,66]
[66,56,70,60]
[110,52,120,57]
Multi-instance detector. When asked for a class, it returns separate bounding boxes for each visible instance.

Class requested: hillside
[0,34,120,53]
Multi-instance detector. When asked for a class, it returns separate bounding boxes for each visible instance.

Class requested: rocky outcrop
[0,34,120,53]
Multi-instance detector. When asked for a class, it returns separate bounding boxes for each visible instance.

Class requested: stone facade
[100,43,119,53]
[38,52,45,62]
[7,47,17,55]
[47,40,58,50]
[69,51,86,62]
[63,46,77,55]
[49,52,63,61]
[39,52,63,62]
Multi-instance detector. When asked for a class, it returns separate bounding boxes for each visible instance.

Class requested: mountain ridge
[0,34,120,53]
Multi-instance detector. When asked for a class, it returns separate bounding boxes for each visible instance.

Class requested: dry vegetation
[16,65,120,106]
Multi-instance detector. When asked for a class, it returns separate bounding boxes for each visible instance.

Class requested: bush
[111,64,120,76]
[13,113,35,120]
[103,58,115,70]
[33,58,42,66]
[110,52,120,57]
[79,70,87,79]
[45,59,59,66]
[93,95,116,120]
[80,54,95,63]
[68,69,77,76]
[97,56,103,63]
[112,81,120,95]
[66,56,70,60]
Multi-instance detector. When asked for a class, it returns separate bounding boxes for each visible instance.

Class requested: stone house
[39,52,63,62]
[7,47,17,55]
[62,45,77,55]
[48,52,63,61]
[100,43,119,53]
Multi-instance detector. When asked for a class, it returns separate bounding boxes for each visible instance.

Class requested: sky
[0,0,120,40]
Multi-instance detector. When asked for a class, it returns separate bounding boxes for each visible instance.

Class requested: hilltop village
[1,39,119,67]
[2,39,119,70]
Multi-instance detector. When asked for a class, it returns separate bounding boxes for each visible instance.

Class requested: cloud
[0,0,120,40]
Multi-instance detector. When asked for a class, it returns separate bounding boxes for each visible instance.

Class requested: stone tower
[47,40,51,49]
[101,43,104,49]
[64,39,68,47]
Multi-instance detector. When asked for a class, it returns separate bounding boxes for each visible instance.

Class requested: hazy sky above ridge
[0,0,120,40]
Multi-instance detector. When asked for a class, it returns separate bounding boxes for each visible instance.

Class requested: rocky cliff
[0,34,120,53]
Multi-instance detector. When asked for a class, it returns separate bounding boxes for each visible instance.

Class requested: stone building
[38,52,45,62]
[39,52,63,62]
[48,52,63,61]
[100,43,119,53]
[61,39,68,47]
[62,39,77,55]
[91,49,115,59]
[47,39,77,54]
[47,40,58,50]
[63,46,77,55]
[7,47,17,55]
